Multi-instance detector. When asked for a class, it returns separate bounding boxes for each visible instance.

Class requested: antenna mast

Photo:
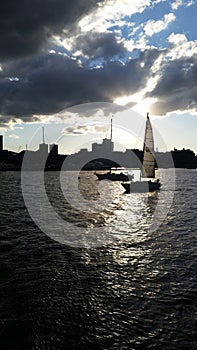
[42,126,45,144]
[110,115,113,141]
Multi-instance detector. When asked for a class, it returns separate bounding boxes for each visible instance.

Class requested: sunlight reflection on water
[41,169,175,246]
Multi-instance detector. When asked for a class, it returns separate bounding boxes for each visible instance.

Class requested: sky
[0,0,197,154]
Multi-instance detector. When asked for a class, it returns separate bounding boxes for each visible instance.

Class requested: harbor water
[0,169,196,349]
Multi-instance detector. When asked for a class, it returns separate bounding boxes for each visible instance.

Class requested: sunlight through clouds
[0,0,197,152]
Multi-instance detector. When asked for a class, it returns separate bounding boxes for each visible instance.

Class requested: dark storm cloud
[0,49,160,123]
[0,0,104,60]
[65,101,126,118]
[72,32,126,60]
[148,55,197,115]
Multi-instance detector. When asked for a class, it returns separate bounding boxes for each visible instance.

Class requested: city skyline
[1,128,196,172]
[2,109,197,155]
[1,119,197,156]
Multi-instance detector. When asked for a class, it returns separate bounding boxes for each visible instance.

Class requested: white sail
[141,113,155,178]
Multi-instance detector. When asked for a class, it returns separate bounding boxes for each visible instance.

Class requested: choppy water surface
[0,169,196,349]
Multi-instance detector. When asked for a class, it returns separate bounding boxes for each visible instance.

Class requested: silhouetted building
[0,135,3,151]
[38,143,48,158]
[49,144,58,157]
[37,127,48,159]
[171,148,196,168]
[92,138,114,157]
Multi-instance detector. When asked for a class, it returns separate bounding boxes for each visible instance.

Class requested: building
[0,135,3,151]
[38,143,48,158]
[92,138,114,157]
[49,144,58,158]
[36,127,49,160]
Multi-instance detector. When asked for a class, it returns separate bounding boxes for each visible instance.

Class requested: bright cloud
[171,0,183,10]
[144,13,176,36]
[78,0,152,33]
[186,0,195,6]
[168,33,197,59]
[171,0,195,9]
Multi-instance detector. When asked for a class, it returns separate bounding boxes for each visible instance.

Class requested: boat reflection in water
[122,179,161,193]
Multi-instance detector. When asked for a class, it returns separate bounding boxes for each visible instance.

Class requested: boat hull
[122,180,161,193]
[96,172,133,181]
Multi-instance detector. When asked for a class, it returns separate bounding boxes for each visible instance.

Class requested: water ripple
[0,169,196,349]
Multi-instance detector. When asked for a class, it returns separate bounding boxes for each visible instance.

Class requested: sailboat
[95,116,134,182]
[121,113,161,193]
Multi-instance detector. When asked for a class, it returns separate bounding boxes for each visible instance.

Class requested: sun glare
[114,92,157,117]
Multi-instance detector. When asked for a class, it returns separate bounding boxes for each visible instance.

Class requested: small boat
[96,171,134,182]
[122,113,161,193]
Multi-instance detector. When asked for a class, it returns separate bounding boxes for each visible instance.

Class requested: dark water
[0,169,196,349]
